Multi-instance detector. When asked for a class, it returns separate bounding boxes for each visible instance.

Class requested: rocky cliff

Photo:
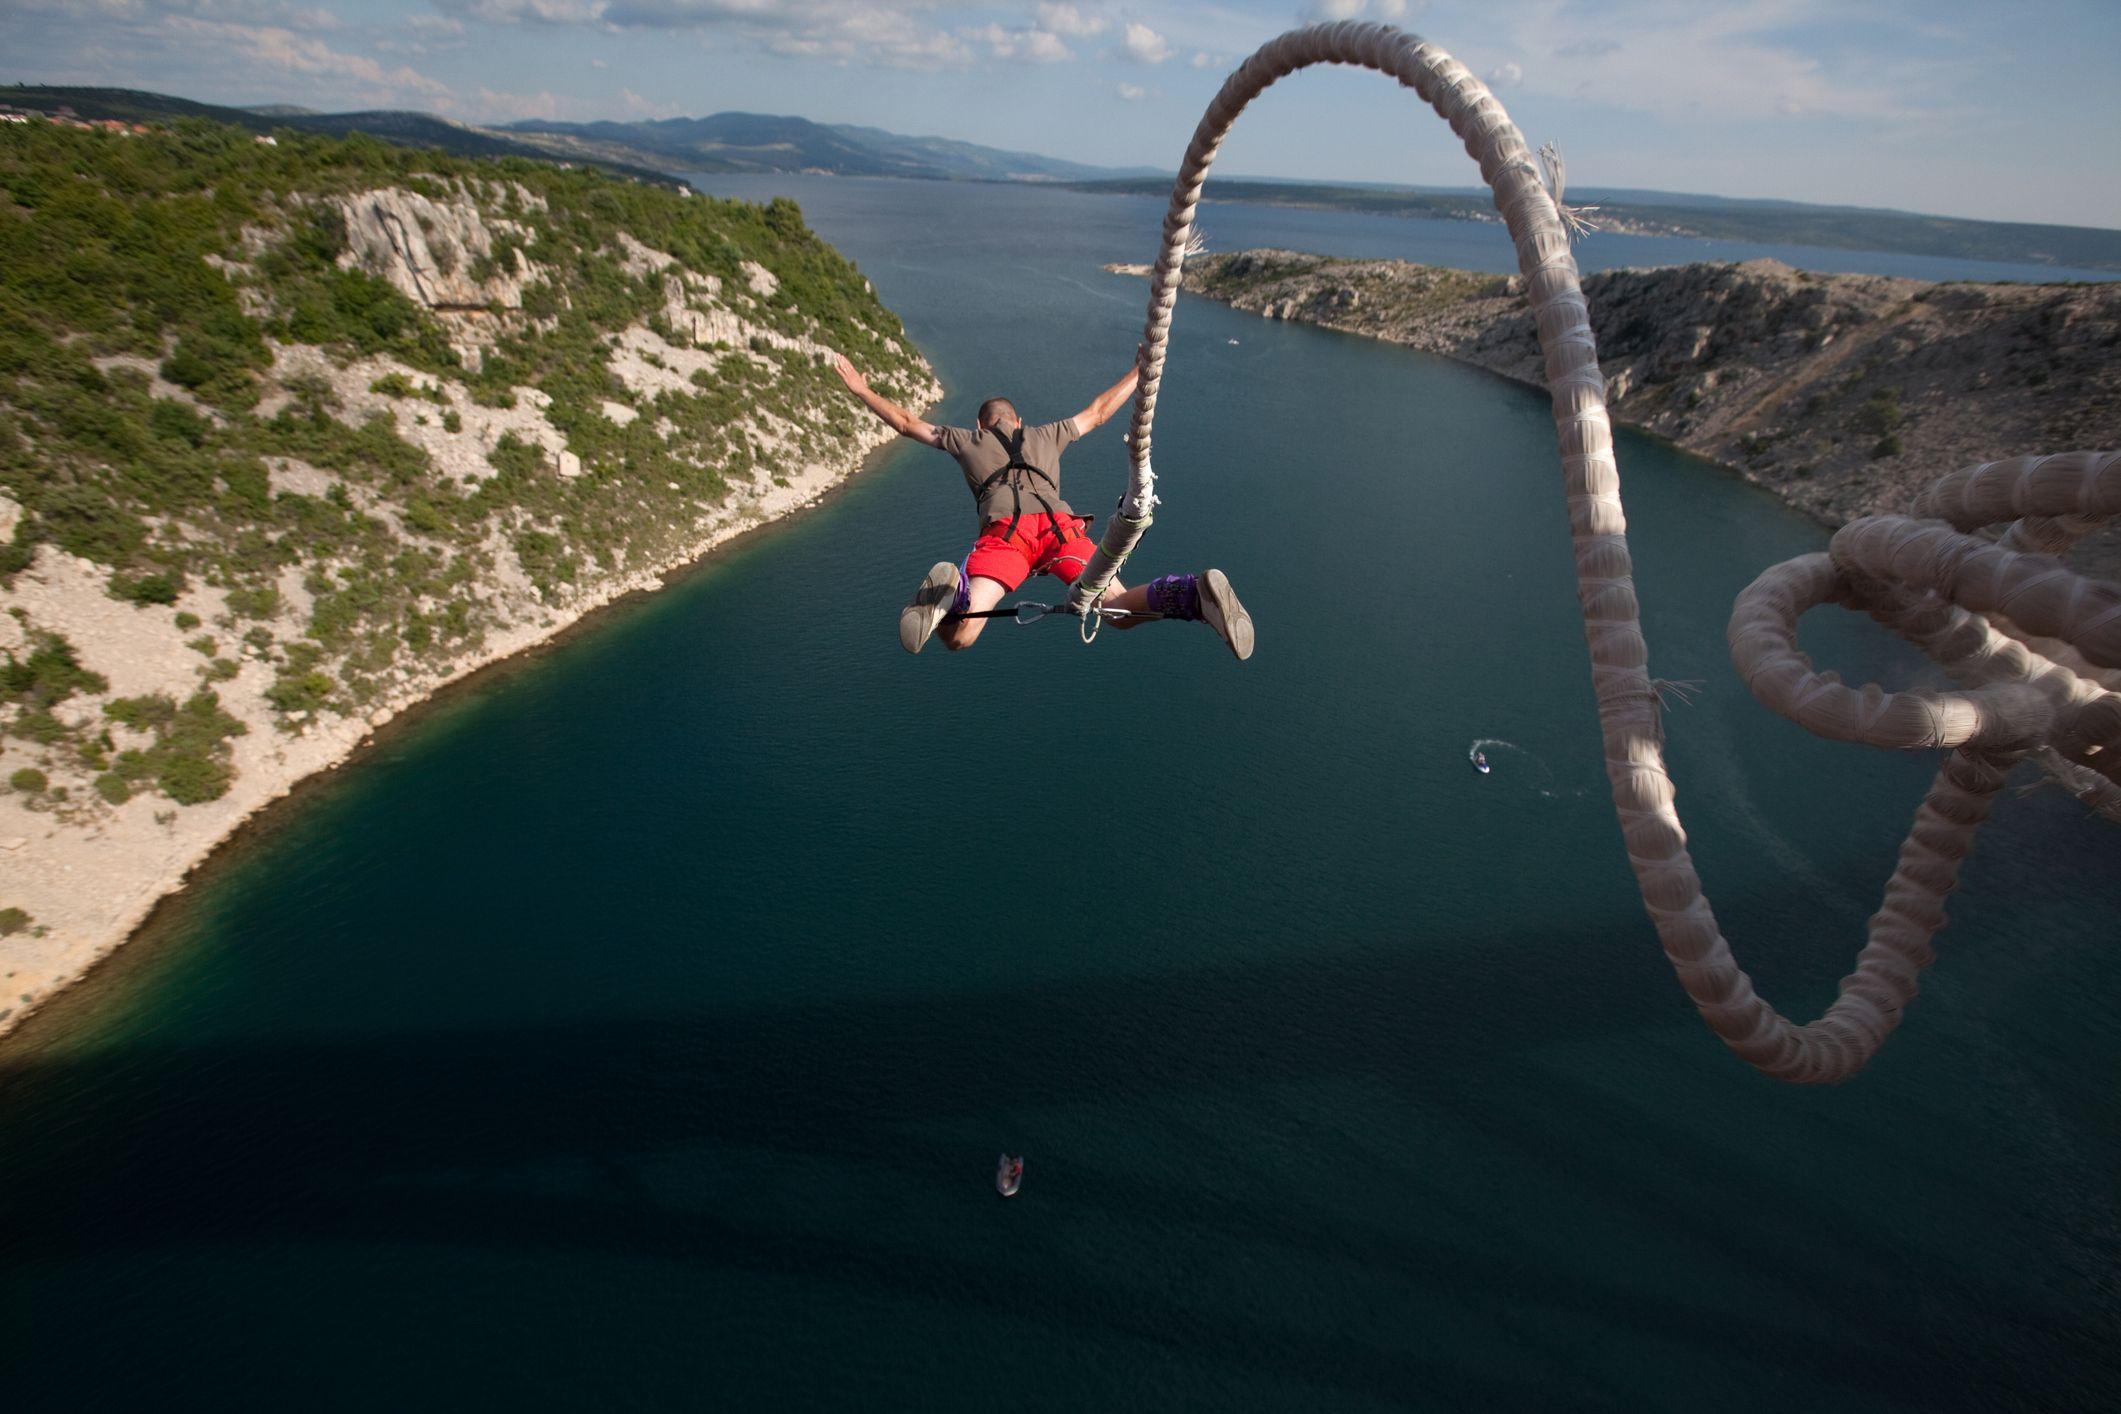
[1118,250,2120,575]
[0,120,938,1037]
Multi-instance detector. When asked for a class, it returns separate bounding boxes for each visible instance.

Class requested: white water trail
[1467,738,1579,799]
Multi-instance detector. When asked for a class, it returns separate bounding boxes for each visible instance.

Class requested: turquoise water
[1,178,2116,1411]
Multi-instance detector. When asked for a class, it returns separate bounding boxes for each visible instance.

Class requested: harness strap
[973,423,1067,544]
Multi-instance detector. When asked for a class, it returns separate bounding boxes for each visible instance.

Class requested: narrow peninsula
[1113,250,2120,575]
[0,119,939,1038]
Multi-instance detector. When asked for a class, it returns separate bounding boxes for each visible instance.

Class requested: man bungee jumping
[832,351,1254,658]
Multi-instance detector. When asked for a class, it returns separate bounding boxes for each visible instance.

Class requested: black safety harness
[945,420,1147,629]
[973,422,1080,545]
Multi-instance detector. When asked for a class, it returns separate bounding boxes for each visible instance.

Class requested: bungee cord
[1068,21,2117,1083]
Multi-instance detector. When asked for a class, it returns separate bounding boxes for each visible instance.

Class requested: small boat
[997,1153,1024,1197]
[1227,338,1240,346]
[1473,751,1491,774]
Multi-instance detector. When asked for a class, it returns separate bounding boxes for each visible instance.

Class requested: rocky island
[0,119,938,1038]
[1112,250,2120,577]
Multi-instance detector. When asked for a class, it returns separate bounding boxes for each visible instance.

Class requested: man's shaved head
[977,397,1018,429]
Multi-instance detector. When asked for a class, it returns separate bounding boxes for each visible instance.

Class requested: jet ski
[1473,750,1491,774]
[997,1154,1024,1197]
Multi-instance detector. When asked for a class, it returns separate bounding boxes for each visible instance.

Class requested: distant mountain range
[503,111,1157,182]
[2,85,682,187]
[6,85,2116,272]
[1060,176,2121,273]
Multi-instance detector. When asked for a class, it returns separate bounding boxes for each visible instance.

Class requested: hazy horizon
[3,1,2117,230]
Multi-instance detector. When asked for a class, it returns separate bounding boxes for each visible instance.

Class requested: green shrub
[149,399,211,448]
[187,635,217,656]
[94,772,130,804]
[108,694,179,731]
[160,307,268,409]
[1871,432,1904,459]
[36,482,147,564]
[13,710,68,744]
[513,528,576,595]
[204,657,241,682]
[159,749,232,804]
[111,571,183,606]
[224,585,282,619]
[100,690,245,803]
[174,610,202,629]
[371,372,450,404]
[1855,389,1903,435]
[0,907,30,937]
[265,669,335,715]
[0,524,35,582]
[487,432,545,480]
[2,632,109,707]
[441,409,462,433]
[9,767,48,793]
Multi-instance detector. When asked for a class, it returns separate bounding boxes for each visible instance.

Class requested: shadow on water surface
[3,876,2111,1410]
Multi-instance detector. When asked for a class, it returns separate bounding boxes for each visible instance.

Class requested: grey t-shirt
[936,417,1082,525]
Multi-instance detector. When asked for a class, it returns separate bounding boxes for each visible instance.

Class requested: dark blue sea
[1,176,2115,1411]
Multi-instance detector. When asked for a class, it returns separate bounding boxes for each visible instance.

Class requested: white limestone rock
[336,187,544,312]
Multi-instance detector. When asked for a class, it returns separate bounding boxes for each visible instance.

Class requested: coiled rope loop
[1079,21,2119,1082]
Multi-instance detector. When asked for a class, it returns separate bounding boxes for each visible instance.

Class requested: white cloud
[1189,50,1213,69]
[969,22,1070,63]
[460,80,669,122]
[8,0,344,25]
[1486,61,1521,87]
[619,85,682,116]
[1034,2,1105,38]
[589,56,608,67]
[1021,28,1069,62]
[441,0,985,72]
[1115,81,1146,101]
[396,12,465,52]
[1503,1,1951,126]
[446,0,603,21]
[1297,0,1416,21]
[472,85,567,120]
[166,16,452,99]
[1119,21,1168,65]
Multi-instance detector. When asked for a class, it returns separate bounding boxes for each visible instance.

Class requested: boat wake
[1467,738,1581,800]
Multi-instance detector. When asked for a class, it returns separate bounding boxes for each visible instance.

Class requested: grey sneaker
[1198,568,1254,661]
[900,561,960,654]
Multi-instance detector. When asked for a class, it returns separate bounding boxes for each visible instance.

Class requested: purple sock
[952,562,971,615]
[1149,573,1201,621]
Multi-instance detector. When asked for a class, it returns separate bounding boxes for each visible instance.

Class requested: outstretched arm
[834,354,942,447]
[1072,345,1146,433]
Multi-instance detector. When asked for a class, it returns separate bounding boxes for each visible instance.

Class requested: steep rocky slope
[0,120,938,1035]
[1119,251,2119,575]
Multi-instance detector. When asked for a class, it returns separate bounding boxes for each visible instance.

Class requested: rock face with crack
[336,184,545,313]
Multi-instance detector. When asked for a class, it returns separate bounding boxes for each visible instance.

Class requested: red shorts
[963,513,1099,593]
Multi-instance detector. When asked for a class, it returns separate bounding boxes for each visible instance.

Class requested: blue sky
[4,1,2116,229]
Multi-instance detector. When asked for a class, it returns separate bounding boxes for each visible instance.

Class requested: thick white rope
[1077,21,2118,1082]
